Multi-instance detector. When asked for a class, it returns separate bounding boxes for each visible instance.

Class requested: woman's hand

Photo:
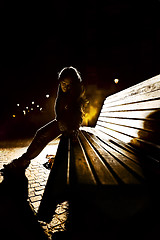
[58,121,68,132]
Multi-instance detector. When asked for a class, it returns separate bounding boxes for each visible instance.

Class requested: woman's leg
[23,119,60,160]
[3,119,61,170]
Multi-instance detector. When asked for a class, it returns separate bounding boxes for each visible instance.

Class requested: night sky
[0,0,160,137]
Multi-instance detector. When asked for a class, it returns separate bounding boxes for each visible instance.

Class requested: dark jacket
[55,85,83,131]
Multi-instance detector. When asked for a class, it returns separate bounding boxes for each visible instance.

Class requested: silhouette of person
[2,66,88,173]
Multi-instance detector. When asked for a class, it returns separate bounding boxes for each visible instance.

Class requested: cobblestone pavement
[0,138,69,240]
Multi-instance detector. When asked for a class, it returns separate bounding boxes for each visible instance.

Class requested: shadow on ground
[0,171,48,240]
[1,169,160,240]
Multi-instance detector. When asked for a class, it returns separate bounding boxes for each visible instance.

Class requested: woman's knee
[35,127,46,140]
[35,120,59,142]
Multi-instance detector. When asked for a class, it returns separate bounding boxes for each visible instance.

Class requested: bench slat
[87,126,160,162]
[98,117,159,132]
[99,109,159,120]
[103,90,160,108]
[82,126,158,160]
[101,99,160,112]
[95,124,160,160]
[104,74,160,105]
[97,121,140,139]
[82,131,143,184]
[95,125,133,143]
[96,120,159,145]
[90,135,145,180]
[70,137,97,186]
[82,126,139,155]
[78,131,117,185]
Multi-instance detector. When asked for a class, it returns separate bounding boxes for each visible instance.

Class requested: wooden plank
[82,131,144,184]
[93,125,160,161]
[95,125,133,143]
[81,127,160,165]
[70,136,97,186]
[97,117,160,132]
[96,121,159,145]
[91,134,141,165]
[78,131,117,185]
[99,109,159,120]
[81,126,139,155]
[84,132,145,178]
[104,74,160,105]
[96,121,141,139]
[101,99,160,112]
[103,90,160,108]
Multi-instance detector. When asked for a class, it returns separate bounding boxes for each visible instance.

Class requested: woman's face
[60,78,72,93]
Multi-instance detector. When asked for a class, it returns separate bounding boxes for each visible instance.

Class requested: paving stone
[31,201,41,210]
[40,181,48,186]
[35,190,44,196]
[28,191,35,198]
[57,212,68,223]
[27,176,35,181]
[28,180,36,185]
[61,223,67,230]
[30,195,42,203]
[35,179,43,184]
[49,215,62,227]
[30,182,40,188]
[55,205,66,214]
[35,186,45,191]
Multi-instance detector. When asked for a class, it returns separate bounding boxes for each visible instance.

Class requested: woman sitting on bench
[2,66,88,174]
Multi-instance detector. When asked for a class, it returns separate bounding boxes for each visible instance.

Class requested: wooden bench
[37,74,160,234]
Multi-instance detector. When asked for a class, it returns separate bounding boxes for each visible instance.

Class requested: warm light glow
[114,78,119,84]
[37,105,39,108]
[23,110,26,115]
[26,106,28,109]
[32,101,34,104]
[83,105,98,125]
[13,115,16,118]
[31,108,33,110]
[40,108,43,111]
[17,104,20,107]
[46,94,49,98]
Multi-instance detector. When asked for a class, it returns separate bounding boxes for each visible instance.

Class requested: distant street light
[46,94,49,98]
[114,78,119,84]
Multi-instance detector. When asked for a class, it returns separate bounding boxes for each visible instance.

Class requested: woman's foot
[1,158,30,175]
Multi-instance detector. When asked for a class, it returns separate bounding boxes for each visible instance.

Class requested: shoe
[43,155,55,170]
[43,161,52,169]
[2,158,30,175]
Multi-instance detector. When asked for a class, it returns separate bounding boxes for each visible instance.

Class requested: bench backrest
[96,74,160,162]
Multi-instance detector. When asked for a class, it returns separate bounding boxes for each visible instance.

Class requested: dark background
[0,0,160,138]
